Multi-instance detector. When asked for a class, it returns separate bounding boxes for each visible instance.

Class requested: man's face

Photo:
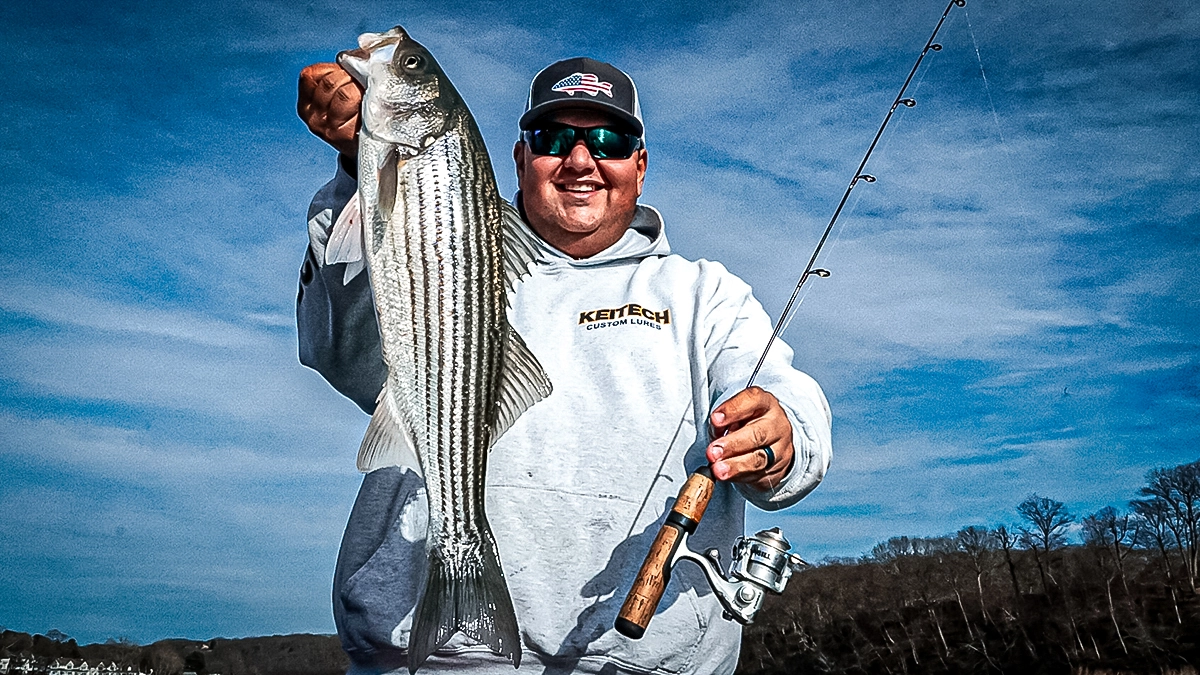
[513,109,648,259]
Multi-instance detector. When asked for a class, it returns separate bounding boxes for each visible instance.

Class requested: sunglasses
[522,124,643,160]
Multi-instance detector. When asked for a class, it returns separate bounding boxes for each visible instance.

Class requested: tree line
[7,459,1198,674]
[0,630,348,675]
[738,458,1200,674]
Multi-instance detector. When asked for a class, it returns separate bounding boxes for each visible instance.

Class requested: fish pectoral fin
[490,325,553,447]
[342,258,365,285]
[357,382,422,476]
[326,191,366,284]
[500,201,541,296]
[377,145,400,219]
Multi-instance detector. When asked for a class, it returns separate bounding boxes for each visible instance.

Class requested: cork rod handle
[615,467,715,639]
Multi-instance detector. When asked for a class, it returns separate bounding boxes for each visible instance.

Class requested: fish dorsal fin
[357,381,422,476]
[326,191,366,284]
[500,201,541,296]
[490,325,552,446]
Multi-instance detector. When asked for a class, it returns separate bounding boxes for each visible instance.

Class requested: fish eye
[401,53,425,72]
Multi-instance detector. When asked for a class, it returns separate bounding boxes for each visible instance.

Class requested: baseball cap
[519,57,644,137]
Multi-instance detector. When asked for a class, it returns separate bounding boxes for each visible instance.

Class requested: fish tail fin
[408,538,521,673]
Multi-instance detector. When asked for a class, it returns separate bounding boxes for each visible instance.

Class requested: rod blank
[744,0,965,389]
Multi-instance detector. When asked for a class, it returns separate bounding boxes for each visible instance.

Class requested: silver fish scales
[330,26,551,674]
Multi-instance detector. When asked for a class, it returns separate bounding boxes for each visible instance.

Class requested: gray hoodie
[298,163,832,675]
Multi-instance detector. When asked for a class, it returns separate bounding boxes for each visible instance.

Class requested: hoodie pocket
[487,484,712,674]
[334,467,428,659]
[547,583,709,675]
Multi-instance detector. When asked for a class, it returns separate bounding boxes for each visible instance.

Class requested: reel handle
[615,467,715,639]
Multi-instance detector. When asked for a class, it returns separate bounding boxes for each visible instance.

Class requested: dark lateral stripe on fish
[403,131,498,538]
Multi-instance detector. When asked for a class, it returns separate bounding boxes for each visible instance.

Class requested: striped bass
[326,26,551,673]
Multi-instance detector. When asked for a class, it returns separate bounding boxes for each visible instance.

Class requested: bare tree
[142,645,184,675]
[1082,506,1135,593]
[1131,496,1184,623]
[956,525,994,623]
[871,535,955,562]
[1082,506,1134,654]
[994,524,1022,601]
[1132,497,1176,578]
[1017,495,1073,593]
[1138,461,1200,592]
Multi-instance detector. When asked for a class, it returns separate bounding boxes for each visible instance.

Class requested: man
[297,55,832,674]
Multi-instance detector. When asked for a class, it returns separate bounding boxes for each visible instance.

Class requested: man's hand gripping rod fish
[615,0,969,639]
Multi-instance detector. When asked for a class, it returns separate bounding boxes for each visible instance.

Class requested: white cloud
[0,327,344,429]
[0,276,371,443]
[753,426,1150,558]
[0,413,346,484]
[3,0,1198,642]
[0,283,266,349]
[0,411,360,620]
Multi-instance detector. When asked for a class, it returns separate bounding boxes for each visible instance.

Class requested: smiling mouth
[558,183,603,193]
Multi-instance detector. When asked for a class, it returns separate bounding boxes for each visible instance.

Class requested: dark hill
[738,546,1200,675]
[1,631,347,675]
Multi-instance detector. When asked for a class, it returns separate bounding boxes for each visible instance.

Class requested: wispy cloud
[0,284,267,349]
[2,0,1197,645]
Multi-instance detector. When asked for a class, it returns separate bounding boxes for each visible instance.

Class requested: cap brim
[519,99,643,136]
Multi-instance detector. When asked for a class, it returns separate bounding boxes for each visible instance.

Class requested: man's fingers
[328,82,363,122]
[711,386,771,431]
[298,62,363,155]
[300,68,359,118]
[333,115,359,137]
[712,447,772,481]
[301,62,347,85]
[706,387,795,486]
[709,419,791,484]
[299,63,342,99]
[708,417,774,463]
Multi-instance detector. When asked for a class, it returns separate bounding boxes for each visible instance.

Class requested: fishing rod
[616,0,969,640]
[746,0,966,388]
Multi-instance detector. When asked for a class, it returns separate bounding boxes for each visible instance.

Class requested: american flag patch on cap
[550,73,614,98]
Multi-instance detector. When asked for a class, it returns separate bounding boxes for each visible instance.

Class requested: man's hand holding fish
[298,62,363,158]
[295,28,832,675]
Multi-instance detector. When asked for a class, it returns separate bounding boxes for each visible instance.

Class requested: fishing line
[626,399,697,540]
[775,187,865,340]
[622,3,986,633]
[784,32,950,339]
[616,6,982,631]
[765,7,954,382]
[871,12,948,160]
[965,8,1005,144]
[772,36,948,339]
[744,0,967,390]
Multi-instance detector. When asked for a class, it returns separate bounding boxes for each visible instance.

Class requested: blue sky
[1,0,1196,646]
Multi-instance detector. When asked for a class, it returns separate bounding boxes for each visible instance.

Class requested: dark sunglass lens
[530,127,577,156]
[588,128,621,158]
[528,125,639,158]
[588,127,637,159]
[548,127,578,155]
[528,129,550,154]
